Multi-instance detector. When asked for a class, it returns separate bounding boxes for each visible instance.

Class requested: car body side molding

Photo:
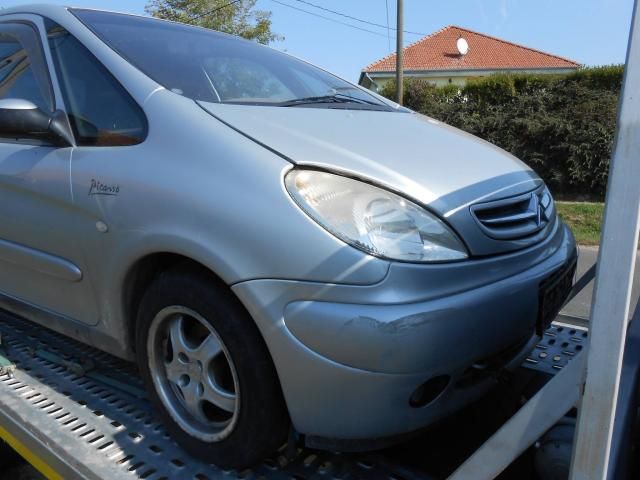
[0,237,82,282]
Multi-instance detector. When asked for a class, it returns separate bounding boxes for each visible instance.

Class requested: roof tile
[363,26,580,72]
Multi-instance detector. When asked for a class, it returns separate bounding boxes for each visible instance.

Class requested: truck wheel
[135,265,289,469]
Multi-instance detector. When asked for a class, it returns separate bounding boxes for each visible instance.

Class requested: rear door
[0,15,100,325]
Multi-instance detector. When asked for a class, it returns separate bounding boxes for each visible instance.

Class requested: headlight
[285,169,468,262]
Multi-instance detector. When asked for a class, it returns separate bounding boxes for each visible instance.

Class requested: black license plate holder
[537,259,577,334]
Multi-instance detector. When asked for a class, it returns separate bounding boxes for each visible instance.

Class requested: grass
[556,201,604,246]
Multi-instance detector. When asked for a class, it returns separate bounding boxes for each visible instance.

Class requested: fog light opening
[409,375,450,408]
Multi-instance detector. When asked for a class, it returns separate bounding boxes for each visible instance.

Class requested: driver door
[0,17,99,325]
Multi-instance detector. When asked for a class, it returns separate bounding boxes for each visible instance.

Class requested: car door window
[45,21,147,147]
[0,22,54,114]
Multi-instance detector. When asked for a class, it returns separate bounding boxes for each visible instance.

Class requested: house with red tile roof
[359,25,580,91]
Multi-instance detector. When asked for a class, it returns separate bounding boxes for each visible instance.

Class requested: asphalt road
[560,246,640,322]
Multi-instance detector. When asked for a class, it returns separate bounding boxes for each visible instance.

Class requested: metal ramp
[0,307,589,480]
[0,312,430,480]
[523,323,588,376]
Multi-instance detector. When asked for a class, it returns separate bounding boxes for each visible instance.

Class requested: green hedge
[380,66,624,200]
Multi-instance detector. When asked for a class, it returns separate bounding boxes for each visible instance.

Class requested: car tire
[135,264,289,469]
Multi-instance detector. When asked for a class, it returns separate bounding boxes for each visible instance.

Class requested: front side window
[0,22,53,113]
[72,9,393,111]
[45,20,147,146]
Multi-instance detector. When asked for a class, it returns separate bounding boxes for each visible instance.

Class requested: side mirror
[0,98,74,147]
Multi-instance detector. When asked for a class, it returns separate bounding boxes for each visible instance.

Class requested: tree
[145,0,281,44]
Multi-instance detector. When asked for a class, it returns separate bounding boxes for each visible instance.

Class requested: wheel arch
[122,251,229,354]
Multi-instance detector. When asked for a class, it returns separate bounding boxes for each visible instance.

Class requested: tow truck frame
[0,306,591,480]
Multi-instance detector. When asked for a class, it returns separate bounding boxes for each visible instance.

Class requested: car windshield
[72,9,392,110]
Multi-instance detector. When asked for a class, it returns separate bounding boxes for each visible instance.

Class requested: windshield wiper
[277,95,354,107]
[331,92,384,106]
[278,93,382,108]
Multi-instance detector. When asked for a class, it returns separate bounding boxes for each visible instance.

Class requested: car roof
[0,4,130,18]
[1,4,64,16]
[0,4,235,37]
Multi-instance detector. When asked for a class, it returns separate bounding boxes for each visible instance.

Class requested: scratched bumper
[231,222,576,440]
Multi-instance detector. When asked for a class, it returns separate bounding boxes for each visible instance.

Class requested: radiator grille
[471,187,554,240]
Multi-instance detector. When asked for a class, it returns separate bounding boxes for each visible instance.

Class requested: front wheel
[136,266,289,469]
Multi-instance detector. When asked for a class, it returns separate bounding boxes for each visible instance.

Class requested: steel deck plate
[0,312,429,480]
[522,323,589,375]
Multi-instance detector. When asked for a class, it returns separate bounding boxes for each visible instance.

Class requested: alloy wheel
[147,305,240,442]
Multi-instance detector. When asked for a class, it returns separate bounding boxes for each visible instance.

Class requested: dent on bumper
[284,275,537,375]
[232,223,576,439]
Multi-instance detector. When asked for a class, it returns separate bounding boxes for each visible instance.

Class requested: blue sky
[4,0,635,81]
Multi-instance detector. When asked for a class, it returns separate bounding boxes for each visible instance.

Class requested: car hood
[199,102,547,255]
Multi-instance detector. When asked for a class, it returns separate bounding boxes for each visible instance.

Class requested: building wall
[371,75,468,91]
[362,68,578,92]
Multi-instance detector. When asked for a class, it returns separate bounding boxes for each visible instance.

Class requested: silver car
[0,5,577,468]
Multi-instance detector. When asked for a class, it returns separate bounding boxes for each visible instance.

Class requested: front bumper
[232,221,577,441]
